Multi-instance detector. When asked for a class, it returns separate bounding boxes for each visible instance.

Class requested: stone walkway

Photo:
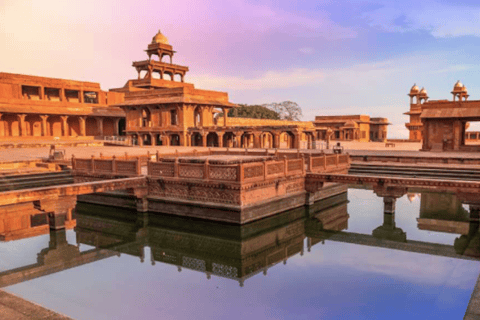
[0,290,72,320]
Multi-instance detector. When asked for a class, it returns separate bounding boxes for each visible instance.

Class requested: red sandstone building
[0,73,125,139]
[406,80,480,151]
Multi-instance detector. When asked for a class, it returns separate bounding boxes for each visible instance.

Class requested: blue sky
[2,0,480,137]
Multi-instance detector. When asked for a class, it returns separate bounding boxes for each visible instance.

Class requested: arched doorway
[142,134,152,146]
[191,132,203,146]
[86,117,97,136]
[131,134,139,146]
[261,132,274,148]
[223,132,235,147]
[155,134,163,146]
[170,134,180,146]
[67,117,80,137]
[3,114,20,137]
[103,118,115,136]
[25,114,42,137]
[118,119,126,136]
[241,133,253,148]
[206,132,218,147]
[142,108,151,127]
[48,116,63,137]
[280,132,295,149]
[194,107,202,127]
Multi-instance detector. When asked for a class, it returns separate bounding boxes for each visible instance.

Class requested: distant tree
[227,104,280,120]
[263,101,302,121]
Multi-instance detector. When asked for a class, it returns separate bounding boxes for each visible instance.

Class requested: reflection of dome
[343,120,358,128]
[407,193,420,202]
[410,84,420,94]
[152,30,169,45]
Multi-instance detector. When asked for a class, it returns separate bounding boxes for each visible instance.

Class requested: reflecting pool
[0,187,479,320]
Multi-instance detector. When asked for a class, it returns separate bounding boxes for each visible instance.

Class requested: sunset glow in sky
[2,0,480,137]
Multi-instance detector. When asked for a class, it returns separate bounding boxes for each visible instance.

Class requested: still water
[1,188,479,320]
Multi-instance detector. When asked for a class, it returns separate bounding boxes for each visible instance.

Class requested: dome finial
[152,29,169,45]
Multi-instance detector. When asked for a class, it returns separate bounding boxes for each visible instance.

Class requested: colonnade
[0,113,123,138]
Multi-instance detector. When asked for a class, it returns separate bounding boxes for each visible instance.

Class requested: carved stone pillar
[201,132,207,147]
[114,118,120,136]
[40,115,48,136]
[79,116,86,136]
[218,132,224,148]
[372,186,407,242]
[96,117,104,137]
[79,90,83,103]
[17,114,26,136]
[253,132,261,148]
[223,108,228,127]
[60,115,68,137]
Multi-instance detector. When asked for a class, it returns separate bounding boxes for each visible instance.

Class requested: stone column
[201,132,207,147]
[60,88,65,102]
[372,187,407,242]
[17,114,26,136]
[60,115,68,137]
[273,133,280,149]
[79,116,86,136]
[114,118,120,136]
[138,133,144,146]
[223,108,228,127]
[96,117,104,137]
[39,86,45,100]
[218,132,224,148]
[40,115,48,136]
[79,90,84,103]
[253,132,261,148]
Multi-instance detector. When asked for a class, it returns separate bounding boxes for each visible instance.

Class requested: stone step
[0,177,75,192]
[351,163,480,174]
[349,167,480,181]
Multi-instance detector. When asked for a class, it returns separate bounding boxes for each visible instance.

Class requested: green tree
[228,104,280,119]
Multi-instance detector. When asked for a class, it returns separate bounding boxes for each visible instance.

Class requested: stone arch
[223,132,235,147]
[48,115,63,137]
[131,134,139,146]
[241,132,254,148]
[86,117,97,136]
[194,106,202,127]
[164,72,173,81]
[206,132,218,147]
[152,72,161,79]
[170,134,180,146]
[155,134,163,146]
[103,118,115,136]
[279,131,295,149]
[142,108,152,127]
[191,132,203,146]
[67,116,81,137]
[174,74,182,82]
[140,70,148,79]
[142,134,152,146]
[25,114,42,137]
[261,132,274,148]
[118,118,126,136]
[3,114,19,137]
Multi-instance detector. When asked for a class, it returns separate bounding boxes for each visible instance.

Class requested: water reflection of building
[0,201,76,241]
[417,192,470,235]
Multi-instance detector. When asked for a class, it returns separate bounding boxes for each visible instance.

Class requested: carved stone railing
[72,156,141,176]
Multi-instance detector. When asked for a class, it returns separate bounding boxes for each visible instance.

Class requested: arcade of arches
[0,114,124,138]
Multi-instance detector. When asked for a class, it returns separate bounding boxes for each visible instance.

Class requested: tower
[404,84,426,141]
[131,30,189,89]
[451,80,469,101]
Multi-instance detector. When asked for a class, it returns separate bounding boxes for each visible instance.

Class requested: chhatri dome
[410,84,420,94]
[453,80,463,91]
[151,30,169,45]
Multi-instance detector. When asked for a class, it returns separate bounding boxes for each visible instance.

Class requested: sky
[2,0,480,138]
